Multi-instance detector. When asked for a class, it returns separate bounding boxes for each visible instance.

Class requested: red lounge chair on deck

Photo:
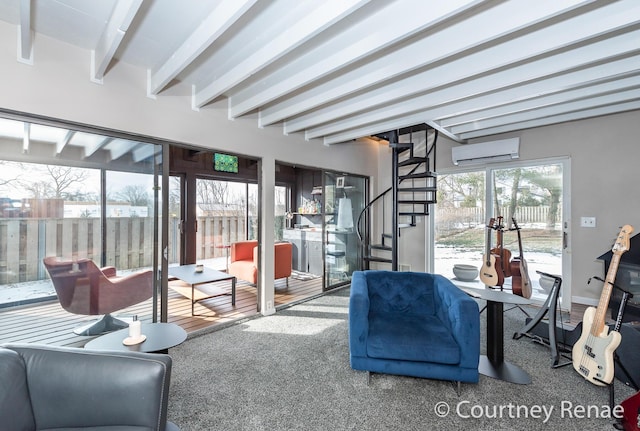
[43,257,153,336]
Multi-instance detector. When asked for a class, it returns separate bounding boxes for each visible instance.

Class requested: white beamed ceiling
[1,0,639,145]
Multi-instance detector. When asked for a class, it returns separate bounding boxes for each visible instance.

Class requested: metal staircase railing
[356,125,438,271]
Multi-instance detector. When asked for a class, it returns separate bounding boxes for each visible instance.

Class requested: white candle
[129,317,141,339]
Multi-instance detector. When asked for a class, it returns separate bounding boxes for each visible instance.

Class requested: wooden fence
[1,207,553,284]
[436,205,561,234]
[0,215,248,284]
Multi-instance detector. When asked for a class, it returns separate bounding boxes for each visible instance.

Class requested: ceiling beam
[265,0,597,129]
[451,88,640,135]
[56,130,74,156]
[147,0,257,96]
[459,100,640,140]
[132,144,159,163]
[22,122,30,153]
[300,21,640,141]
[192,0,370,109]
[107,139,138,160]
[320,47,640,145]
[91,0,143,83]
[443,74,640,130]
[17,0,33,64]
[323,112,435,146]
[228,0,480,119]
[73,134,111,158]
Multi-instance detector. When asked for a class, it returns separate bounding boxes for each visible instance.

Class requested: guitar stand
[513,271,572,368]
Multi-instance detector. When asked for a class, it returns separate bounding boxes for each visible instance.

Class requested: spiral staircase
[357,124,438,271]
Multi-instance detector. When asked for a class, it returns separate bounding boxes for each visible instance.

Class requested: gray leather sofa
[0,343,179,431]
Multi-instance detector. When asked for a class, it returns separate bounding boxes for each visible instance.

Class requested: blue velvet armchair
[349,270,480,384]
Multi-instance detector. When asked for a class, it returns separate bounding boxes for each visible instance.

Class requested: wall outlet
[580,216,596,228]
[266,301,273,310]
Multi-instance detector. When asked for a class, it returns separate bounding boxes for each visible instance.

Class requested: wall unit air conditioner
[451,138,520,166]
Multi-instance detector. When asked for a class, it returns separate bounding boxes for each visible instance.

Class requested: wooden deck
[0,274,324,348]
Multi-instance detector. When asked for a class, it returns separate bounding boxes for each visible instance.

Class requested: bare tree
[46,166,89,198]
[0,161,20,190]
[169,176,181,217]
[197,180,229,210]
[19,165,89,199]
[116,185,150,206]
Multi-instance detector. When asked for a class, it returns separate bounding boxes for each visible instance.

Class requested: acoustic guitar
[490,216,512,278]
[572,224,633,386]
[480,218,504,287]
[510,218,532,298]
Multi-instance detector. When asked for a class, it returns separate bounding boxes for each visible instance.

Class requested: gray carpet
[168,287,635,430]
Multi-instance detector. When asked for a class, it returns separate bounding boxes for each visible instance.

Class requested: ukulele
[572,224,633,386]
[480,218,504,287]
[510,218,532,298]
[490,216,512,278]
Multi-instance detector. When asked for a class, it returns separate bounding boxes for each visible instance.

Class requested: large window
[434,160,568,306]
[434,170,486,277]
[0,117,161,310]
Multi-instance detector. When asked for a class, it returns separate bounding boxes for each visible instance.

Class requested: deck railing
[0,216,248,284]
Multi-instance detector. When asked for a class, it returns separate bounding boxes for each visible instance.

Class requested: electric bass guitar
[572,224,633,386]
[480,218,504,287]
[510,218,532,298]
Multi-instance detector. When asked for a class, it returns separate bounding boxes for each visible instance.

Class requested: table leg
[479,299,531,384]
[191,284,195,316]
[231,277,236,306]
[487,300,504,362]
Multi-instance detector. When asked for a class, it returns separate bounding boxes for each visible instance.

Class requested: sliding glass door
[0,116,163,319]
[434,159,570,308]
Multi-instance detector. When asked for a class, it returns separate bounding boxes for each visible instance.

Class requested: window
[0,117,161,309]
[434,160,568,306]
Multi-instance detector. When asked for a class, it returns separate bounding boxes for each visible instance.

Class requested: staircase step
[398,187,437,193]
[388,141,413,150]
[400,211,430,216]
[370,244,392,251]
[381,224,413,240]
[399,172,436,180]
[364,255,393,264]
[397,157,428,167]
[398,200,436,205]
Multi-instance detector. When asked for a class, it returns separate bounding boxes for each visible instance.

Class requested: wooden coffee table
[84,322,187,354]
[168,264,236,316]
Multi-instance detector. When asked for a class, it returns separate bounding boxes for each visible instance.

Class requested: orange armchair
[43,257,154,336]
[228,240,293,287]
